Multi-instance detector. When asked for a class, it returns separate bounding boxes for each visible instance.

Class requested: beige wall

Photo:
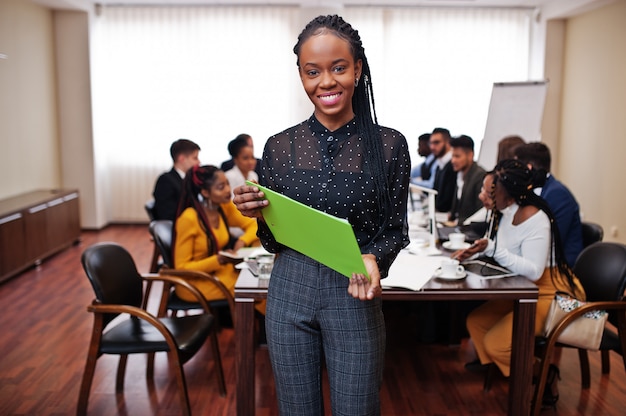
[541,19,565,170]
[0,0,102,228]
[54,10,103,229]
[0,0,61,198]
[556,0,626,242]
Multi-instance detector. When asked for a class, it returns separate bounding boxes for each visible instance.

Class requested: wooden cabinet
[0,212,27,279]
[0,190,80,283]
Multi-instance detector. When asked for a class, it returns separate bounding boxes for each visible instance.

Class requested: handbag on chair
[543,291,608,350]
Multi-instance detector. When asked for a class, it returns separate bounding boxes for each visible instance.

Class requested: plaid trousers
[266,249,386,416]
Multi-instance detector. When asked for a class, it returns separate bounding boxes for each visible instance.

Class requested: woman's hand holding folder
[348,254,382,301]
[233,184,268,220]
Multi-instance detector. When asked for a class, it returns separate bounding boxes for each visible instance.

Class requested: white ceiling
[32,0,616,20]
[92,0,550,6]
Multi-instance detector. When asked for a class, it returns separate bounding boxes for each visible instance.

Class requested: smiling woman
[232,14,411,415]
[297,33,362,130]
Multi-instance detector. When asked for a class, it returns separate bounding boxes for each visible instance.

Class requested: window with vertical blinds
[91,6,531,221]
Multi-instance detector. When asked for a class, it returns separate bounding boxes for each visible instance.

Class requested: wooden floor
[1,224,625,415]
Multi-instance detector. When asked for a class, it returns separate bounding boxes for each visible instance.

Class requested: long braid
[493,159,579,295]
[294,15,392,240]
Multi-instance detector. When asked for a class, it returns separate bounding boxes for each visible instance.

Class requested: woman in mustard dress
[173,165,263,313]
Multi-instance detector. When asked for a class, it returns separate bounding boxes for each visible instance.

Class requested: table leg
[236,297,256,416]
[508,298,537,416]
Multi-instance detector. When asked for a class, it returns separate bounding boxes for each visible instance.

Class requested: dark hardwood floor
[0,224,624,415]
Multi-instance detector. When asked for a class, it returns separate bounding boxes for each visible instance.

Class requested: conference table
[234,251,538,416]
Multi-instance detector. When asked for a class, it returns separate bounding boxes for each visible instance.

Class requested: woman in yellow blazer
[174,165,262,312]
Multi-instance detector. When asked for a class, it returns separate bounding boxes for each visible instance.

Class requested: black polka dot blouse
[257,114,411,278]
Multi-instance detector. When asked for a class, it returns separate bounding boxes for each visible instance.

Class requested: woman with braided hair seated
[454,159,585,379]
[173,164,264,313]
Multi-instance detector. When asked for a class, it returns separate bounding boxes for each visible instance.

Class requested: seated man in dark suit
[152,139,201,221]
[220,133,262,178]
[410,133,436,186]
[430,127,456,213]
[448,135,486,224]
[514,142,583,267]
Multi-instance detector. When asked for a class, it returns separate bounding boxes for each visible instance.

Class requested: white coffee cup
[256,254,274,280]
[448,232,466,249]
[440,258,465,278]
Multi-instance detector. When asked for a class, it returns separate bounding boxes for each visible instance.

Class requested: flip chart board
[477,81,548,171]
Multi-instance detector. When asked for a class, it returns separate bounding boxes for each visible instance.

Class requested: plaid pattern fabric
[266,249,385,416]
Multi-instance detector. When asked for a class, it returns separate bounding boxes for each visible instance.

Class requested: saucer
[407,239,428,254]
[433,268,467,280]
[442,241,471,251]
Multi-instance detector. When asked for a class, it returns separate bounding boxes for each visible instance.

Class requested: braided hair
[293,14,391,241]
[491,159,579,294]
[175,165,231,258]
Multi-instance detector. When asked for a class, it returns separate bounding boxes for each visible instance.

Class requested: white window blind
[91,6,531,221]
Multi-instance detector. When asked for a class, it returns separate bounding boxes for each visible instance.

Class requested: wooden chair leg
[531,356,553,416]
[115,354,128,392]
[157,282,172,318]
[577,349,591,389]
[209,331,227,396]
[531,340,561,416]
[78,318,104,416]
[142,280,153,310]
[77,351,98,416]
[146,352,156,379]
[149,241,160,273]
[169,353,191,416]
[601,350,611,374]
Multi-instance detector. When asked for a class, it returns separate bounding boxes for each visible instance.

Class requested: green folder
[246,181,367,279]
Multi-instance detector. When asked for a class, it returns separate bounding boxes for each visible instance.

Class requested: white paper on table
[382,250,447,291]
[219,246,270,260]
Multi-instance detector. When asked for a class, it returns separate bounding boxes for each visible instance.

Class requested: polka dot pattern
[257,115,411,277]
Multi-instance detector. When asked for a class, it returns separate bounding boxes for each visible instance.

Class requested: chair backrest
[81,242,144,326]
[573,242,626,307]
[581,221,604,248]
[145,199,156,222]
[150,220,174,268]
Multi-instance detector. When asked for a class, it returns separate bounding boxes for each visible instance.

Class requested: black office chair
[144,199,163,274]
[531,242,626,415]
[78,243,225,416]
[145,199,156,221]
[581,221,604,248]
